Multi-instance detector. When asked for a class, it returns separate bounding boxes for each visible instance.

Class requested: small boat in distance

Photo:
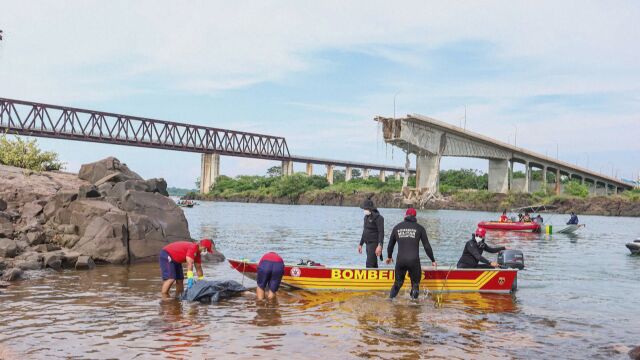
[478,221,540,232]
[176,199,196,208]
[228,259,518,293]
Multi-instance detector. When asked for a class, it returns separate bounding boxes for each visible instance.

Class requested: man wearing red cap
[159,239,214,297]
[385,208,436,300]
[456,228,505,269]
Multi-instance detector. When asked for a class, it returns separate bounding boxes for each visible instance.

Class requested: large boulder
[0,239,17,258]
[122,191,190,262]
[145,178,169,196]
[75,255,96,270]
[1,268,22,281]
[78,157,142,185]
[21,201,44,219]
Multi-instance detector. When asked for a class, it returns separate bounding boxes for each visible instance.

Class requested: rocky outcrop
[0,157,194,282]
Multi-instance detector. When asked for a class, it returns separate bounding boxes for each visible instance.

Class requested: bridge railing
[0,98,290,160]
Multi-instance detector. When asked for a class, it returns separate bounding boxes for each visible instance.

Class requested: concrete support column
[345,166,353,182]
[488,159,509,194]
[614,186,618,195]
[326,165,334,185]
[509,159,514,191]
[379,170,386,182]
[542,166,548,194]
[363,168,370,180]
[415,154,441,193]
[581,177,585,185]
[305,163,313,176]
[281,160,294,176]
[524,161,531,193]
[395,171,401,181]
[555,168,561,195]
[200,153,220,194]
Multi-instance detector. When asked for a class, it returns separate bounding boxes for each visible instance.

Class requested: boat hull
[478,221,540,232]
[228,259,517,294]
[626,242,640,255]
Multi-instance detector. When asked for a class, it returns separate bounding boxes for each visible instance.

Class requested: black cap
[360,198,375,210]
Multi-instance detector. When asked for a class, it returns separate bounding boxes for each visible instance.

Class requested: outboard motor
[498,250,524,270]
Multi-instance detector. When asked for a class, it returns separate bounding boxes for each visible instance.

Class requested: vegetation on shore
[0,133,64,171]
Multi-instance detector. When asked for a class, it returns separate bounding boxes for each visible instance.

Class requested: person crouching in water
[256,252,285,301]
[385,208,436,300]
[457,228,505,269]
[160,239,214,297]
[357,197,384,268]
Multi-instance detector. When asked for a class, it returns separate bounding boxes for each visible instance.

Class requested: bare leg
[266,290,276,300]
[161,279,175,297]
[175,280,184,296]
[256,287,265,300]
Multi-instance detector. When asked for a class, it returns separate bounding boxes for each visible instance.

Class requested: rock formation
[0,157,219,282]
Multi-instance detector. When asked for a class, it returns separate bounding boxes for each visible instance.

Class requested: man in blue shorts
[256,252,285,300]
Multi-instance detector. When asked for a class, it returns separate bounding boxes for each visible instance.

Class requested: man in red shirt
[256,252,285,301]
[159,239,214,297]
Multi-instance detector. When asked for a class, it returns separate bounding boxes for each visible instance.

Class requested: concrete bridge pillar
[345,166,353,181]
[415,154,441,193]
[363,168,370,180]
[305,163,313,176]
[281,160,294,176]
[326,165,334,185]
[395,171,401,181]
[509,159,514,191]
[542,166,548,194]
[200,153,220,194]
[379,170,386,182]
[524,161,531,193]
[488,159,509,194]
[555,168,561,195]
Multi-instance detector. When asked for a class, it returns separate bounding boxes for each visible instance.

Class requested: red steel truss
[0,98,290,160]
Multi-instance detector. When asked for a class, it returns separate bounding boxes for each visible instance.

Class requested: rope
[434,265,455,308]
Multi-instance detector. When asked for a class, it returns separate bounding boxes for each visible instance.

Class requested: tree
[0,134,64,171]
[564,181,589,198]
[267,166,282,177]
[351,169,362,179]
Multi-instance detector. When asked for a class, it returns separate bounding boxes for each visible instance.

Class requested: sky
[1,1,639,188]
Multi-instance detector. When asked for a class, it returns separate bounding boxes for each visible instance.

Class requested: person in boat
[385,208,436,300]
[567,212,579,225]
[499,210,509,223]
[456,228,505,269]
[160,239,214,297]
[256,252,285,301]
[533,214,544,224]
[358,197,384,268]
[517,213,524,222]
[522,212,532,222]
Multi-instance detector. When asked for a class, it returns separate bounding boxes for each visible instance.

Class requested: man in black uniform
[456,228,505,269]
[385,208,436,299]
[357,197,384,268]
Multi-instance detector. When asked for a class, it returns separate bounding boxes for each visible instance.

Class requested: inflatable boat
[477,221,541,232]
[228,259,518,293]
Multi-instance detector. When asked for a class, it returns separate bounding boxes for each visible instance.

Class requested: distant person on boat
[457,228,506,269]
[256,252,285,301]
[567,212,579,225]
[358,197,384,268]
[533,214,544,224]
[499,210,509,223]
[517,213,524,222]
[522,212,532,222]
[160,239,214,297]
[385,208,436,300]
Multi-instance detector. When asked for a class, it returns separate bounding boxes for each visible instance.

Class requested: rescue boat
[477,221,540,232]
[228,259,518,294]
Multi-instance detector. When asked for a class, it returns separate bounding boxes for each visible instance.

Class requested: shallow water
[1,202,639,359]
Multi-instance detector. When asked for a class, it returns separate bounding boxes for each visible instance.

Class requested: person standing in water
[159,239,214,297]
[256,252,285,301]
[385,208,436,300]
[357,197,384,268]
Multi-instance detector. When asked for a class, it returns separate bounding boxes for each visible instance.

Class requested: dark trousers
[390,260,422,299]
[365,242,379,268]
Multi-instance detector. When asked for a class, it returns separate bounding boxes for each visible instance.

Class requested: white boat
[555,224,585,234]
[626,239,640,255]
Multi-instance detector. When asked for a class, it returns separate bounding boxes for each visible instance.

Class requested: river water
[1,202,639,359]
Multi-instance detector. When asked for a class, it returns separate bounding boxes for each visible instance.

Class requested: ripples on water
[1,202,639,359]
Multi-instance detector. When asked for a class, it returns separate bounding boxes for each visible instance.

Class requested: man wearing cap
[159,239,214,297]
[358,197,384,268]
[456,228,505,269]
[385,208,436,300]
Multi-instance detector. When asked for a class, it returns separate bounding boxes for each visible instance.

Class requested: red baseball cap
[406,208,417,217]
[199,239,214,252]
[475,228,487,238]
